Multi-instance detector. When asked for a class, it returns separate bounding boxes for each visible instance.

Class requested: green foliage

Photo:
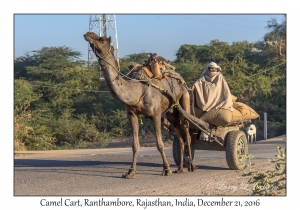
[14,47,118,150]
[123,52,149,64]
[14,79,41,106]
[14,101,57,151]
[119,52,150,74]
[243,146,286,195]
[174,62,205,86]
[176,44,201,63]
[54,110,109,149]
[109,109,130,137]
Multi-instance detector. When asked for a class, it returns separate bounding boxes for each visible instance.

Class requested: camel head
[84,32,112,58]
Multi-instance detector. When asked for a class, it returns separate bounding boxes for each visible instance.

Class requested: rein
[94,45,150,82]
[95,46,120,72]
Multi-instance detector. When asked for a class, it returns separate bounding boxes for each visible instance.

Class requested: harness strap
[162,100,179,115]
[102,46,112,58]
[151,83,167,93]
[139,115,143,125]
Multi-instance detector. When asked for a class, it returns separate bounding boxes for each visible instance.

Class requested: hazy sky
[14,14,285,62]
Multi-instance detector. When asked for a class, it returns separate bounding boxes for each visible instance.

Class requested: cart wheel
[225,130,248,170]
[172,136,195,167]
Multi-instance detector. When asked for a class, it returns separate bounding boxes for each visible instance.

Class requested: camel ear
[109,36,111,43]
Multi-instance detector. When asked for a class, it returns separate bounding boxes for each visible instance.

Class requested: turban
[206,62,221,71]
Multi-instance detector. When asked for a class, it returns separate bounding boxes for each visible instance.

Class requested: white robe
[193,71,233,112]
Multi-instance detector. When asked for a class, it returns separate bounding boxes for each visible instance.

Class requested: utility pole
[264,112,267,140]
[88,14,120,69]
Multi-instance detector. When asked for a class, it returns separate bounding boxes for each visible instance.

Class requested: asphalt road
[14,135,286,196]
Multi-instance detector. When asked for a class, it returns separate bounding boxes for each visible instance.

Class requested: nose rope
[94,45,150,83]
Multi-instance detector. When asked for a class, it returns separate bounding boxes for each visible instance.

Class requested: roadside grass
[243,145,286,196]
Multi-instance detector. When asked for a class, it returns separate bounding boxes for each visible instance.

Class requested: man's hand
[190,85,195,92]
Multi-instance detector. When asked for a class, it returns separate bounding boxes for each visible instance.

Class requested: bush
[108,109,131,137]
[243,146,286,195]
[53,111,109,149]
[14,101,57,151]
[14,102,110,150]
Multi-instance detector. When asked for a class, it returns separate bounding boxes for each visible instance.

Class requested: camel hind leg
[182,119,197,172]
[179,91,197,172]
[173,126,185,173]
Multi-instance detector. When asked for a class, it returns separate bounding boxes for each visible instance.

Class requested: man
[190,62,234,128]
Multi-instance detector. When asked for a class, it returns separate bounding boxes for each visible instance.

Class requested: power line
[30,84,110,93]
[247,62,285,78]
[27,63,285,93]
[172,15,268,31]
[214,15,274,23]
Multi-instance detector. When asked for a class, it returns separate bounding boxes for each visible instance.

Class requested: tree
[14,46,115,150]
[264,16,286,59]
[175,44,200,63]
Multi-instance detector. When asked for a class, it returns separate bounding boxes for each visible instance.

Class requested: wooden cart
[170,105,250,170]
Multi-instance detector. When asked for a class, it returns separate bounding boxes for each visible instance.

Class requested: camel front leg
[122,112,140,179]
[151,116,172,176]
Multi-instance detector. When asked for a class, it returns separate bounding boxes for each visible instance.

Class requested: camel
[84,32,197,178]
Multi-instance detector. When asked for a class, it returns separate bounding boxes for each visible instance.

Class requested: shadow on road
[14,159,166,168]
[195,165,230,171]
[14,159,229,172]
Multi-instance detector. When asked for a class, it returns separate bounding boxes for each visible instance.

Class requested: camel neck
[98,54,143,106]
